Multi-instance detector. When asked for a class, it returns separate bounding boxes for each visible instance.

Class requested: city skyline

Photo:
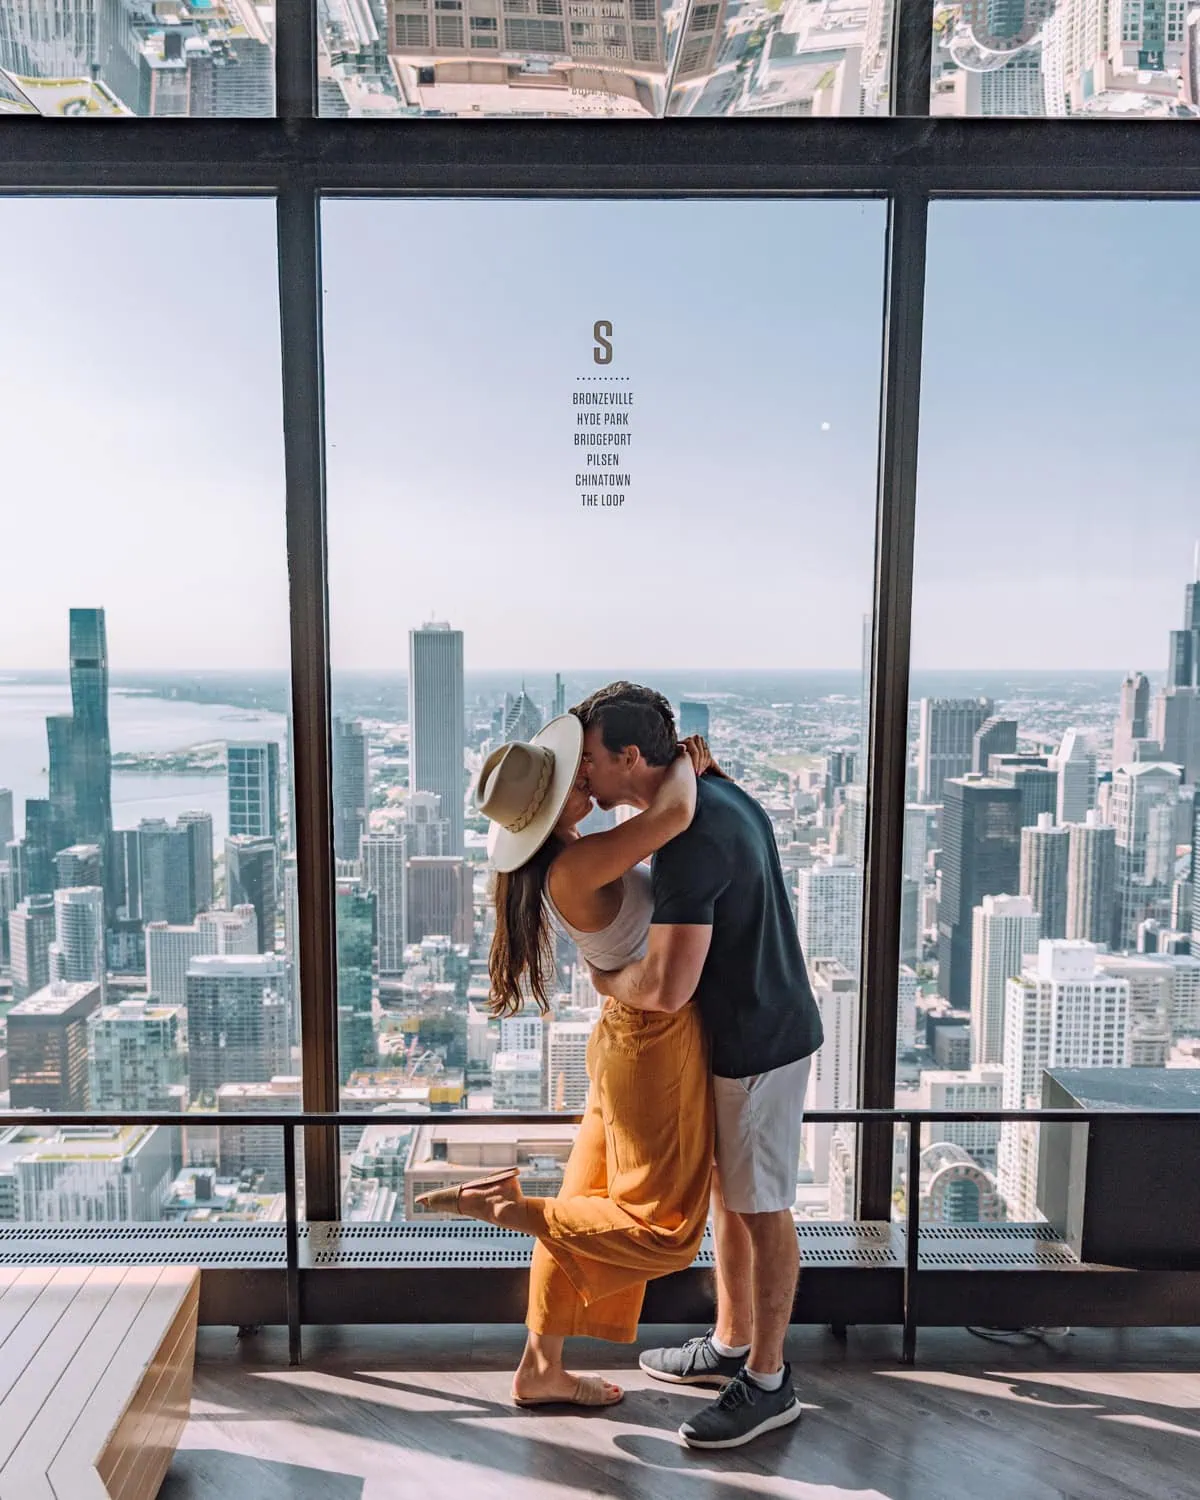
[2,579,1199,1229]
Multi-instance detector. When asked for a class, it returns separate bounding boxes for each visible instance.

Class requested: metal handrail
[8,1106,1200,1128]
[8,1103,1200,1368]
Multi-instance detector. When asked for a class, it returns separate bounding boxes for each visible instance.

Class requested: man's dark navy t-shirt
[650,776,824,1079]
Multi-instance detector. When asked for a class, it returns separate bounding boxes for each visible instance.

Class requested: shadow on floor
[161,1449,365,1499]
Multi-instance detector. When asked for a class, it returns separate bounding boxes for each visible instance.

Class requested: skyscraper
[18,799,56,897]
[1111,763,1182,949]
[217,1077,301,1192]
[1055,729,1096,825]
[1154,687,1200,784]
[1194,797,1200,957]
[548,1022,591,1112]
[407,856,474,945]
[1066,810,1117,944]
[0,789,13,849]
[67,608,113,848]
[46,712,78,852]
[553,673,567,719]
[14,1125,173,1225]
[185,953,291,1098]
[409,622,465,855]
[109,829,144,923]
[796,857,863,977]
[88,999,186,1113]
[502,688,542,745]
[803,958,858,1185]
[970,893,1040,1066]
[918,698,993,804]
[145,906,259,1009]
[361,835,407,973]
[332,718,371,861]
[54,843,104,890]
[9,893,56,1001]
[403,790,451,856]
[45,612,113,858]
[8,979,103,1111]
[1020,813,1069,940]
[0,860,13,969]
[998,941,1130,1219]
[991,756,1059,828]
[494,1050,545,1111]
[227,742,281,840]
[224,835,278,952]
[1113,671,1151,768]
[500,1015,545,1054]
[50,886,107,999]
[0,0,142,108]
[937,776,1022,1006]
[137,819,194,925]
[972,717,1018,775]
[918,1065,1005,1168]
[336,885,377,1084]
[1042,0,1188,115]
[178,811,215,913]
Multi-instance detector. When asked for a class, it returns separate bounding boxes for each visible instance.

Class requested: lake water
[0,681,286,842]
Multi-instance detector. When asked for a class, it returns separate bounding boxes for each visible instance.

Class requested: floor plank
[162,1324,1200,1500]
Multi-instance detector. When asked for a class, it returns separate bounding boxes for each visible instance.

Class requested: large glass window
[0,198,294,1226]
[316,0,893,116]
[322,198,884,1222]
[930,0,1200,118]
[0,1,275,116]
[897,202,1200,1228]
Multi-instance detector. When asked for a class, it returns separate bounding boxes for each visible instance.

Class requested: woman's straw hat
[475,713,584,873]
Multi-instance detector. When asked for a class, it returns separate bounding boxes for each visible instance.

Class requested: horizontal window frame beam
[6,120,1200,195]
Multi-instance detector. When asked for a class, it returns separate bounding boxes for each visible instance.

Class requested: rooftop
[187,954,286,978]
[9,982,101,1019]
[11,1124,156,1163]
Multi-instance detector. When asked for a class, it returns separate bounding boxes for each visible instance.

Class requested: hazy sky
[2,197,1197,676]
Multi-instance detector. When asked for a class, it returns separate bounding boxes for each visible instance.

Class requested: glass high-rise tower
[332,718,370,861]
[409,622,465,855]
[937,775,1022,1006]
[227,742,281,840]
[67,608,113,847]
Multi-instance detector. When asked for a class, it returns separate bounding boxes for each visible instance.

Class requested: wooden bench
[0,1266,200,1500]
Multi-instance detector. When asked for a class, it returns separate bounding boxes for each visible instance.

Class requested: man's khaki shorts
[713,1054,812,1214]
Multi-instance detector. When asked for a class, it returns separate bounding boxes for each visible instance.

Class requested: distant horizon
[0,665,1153,682]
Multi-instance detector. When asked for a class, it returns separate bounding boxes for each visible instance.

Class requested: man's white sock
[745,1365,785,1392]
[710,1334,751,1359]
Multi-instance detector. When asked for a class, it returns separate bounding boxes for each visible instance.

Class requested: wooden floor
[162,1323,1200,1500]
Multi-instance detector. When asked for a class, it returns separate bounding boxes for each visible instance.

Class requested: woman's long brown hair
[488,834,563,1017]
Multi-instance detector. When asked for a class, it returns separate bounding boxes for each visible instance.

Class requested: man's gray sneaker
[679,1365,802,1449]
[638,1330,747,1388]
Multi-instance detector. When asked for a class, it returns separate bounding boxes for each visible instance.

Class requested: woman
[416,712,716,1409]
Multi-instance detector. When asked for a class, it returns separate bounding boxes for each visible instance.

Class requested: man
[575,681,824,1451]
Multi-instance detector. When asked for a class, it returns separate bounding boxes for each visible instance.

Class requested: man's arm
[592,922,712,1013]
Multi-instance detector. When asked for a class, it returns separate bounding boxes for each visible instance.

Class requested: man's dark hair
[572,681,677,768]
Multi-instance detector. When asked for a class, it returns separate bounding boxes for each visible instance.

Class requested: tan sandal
[513,1375,624,1409]
[414,1167,520,1215]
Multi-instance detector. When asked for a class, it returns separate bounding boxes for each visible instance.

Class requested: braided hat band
[501,750,554,833]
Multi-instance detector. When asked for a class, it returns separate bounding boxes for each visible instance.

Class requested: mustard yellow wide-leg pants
[524,999,714,1343]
